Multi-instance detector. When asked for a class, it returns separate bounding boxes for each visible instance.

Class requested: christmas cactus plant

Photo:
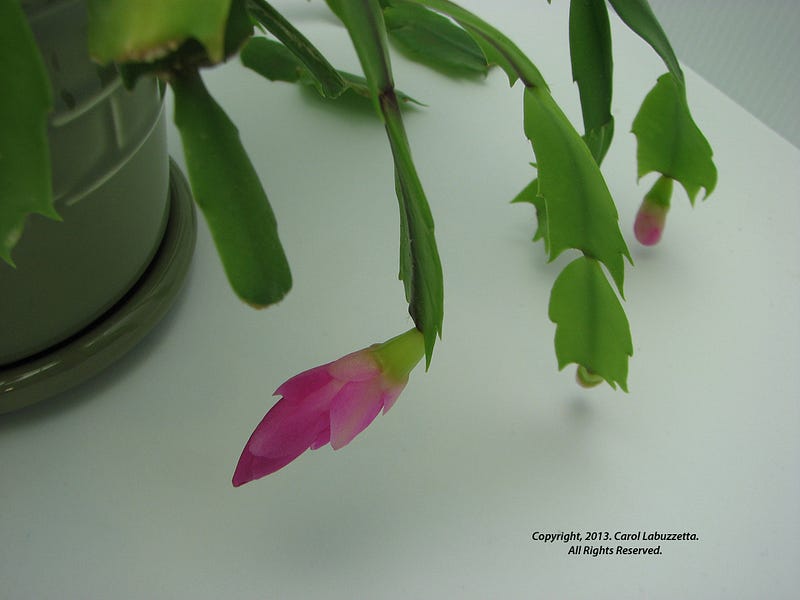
[0,0,716,483]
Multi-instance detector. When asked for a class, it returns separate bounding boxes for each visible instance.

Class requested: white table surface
[2,2,799,598]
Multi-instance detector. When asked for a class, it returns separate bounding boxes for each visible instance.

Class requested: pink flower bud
[634,176,673,246]
[233,329,424,486]
[634,198,668,246]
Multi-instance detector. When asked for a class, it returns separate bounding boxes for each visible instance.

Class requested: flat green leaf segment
[171,69,292,307]
[403,0,631,387]
[88,0,233,64]
[632,73,717,202]
[523,87,630,294]
[332,0,444,366]
[329,0,394,115]
[408,0,548,89]
[510,177,549,250]
[409,0,626,277]
[569,0,614,164]
[549,257,632,391]
[0,0,58,265]
[606,1,715,202]
[607,0,683,85]
[387,94,444,368]
[240,38,421,106]
[381,0,488,77]
[246,0,347,98]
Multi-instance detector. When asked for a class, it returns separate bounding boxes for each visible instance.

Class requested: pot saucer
[0,160,196,414]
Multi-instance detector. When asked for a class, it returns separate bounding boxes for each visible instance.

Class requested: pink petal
[233,436,318,486]
[327,349,381,382]
[245,381,337,454]
[233,339,418,485]
[232,409,329,485]
[381,378,408,414]
[329,378,385,450]
[232,379,343,486]
[275,363,334,399]
[310,426,331,450]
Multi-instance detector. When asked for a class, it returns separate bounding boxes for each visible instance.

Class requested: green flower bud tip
[576,365,604,388]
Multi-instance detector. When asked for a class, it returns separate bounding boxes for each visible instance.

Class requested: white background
[2,2,799,598]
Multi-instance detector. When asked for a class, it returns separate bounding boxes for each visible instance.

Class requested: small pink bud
[233,329,424,486]
[634,199,668,246]
[634,176,673,246]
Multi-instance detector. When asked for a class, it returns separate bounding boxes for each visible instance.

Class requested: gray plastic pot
[0,0,196,411]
